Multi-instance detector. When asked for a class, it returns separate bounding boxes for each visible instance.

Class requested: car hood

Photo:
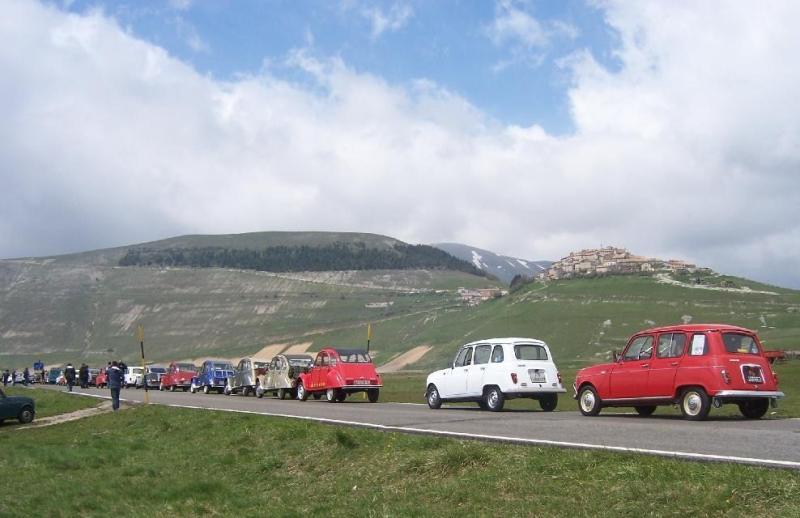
[576,363,614,379]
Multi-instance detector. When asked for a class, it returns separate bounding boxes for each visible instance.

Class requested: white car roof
[463,337,548,347]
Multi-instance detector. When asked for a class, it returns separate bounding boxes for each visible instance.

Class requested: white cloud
[168,0,192,11]
[487,0,578,69]
[359,2,414,40]
[1,1,799,289]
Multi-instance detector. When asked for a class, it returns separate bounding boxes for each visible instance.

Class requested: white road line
[63,390,800,470]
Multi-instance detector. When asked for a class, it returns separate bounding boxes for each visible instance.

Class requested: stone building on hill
[540,247,706,280]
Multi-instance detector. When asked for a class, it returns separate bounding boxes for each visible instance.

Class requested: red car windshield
[722,333,760,355]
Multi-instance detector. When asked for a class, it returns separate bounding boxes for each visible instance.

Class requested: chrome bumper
[714,390,785,398]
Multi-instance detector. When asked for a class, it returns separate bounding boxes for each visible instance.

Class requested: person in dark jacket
[2,369,9,386]
[107,361,124,411]
[79,363,89,389]
[23,367,30,386]
[64,363,76,392]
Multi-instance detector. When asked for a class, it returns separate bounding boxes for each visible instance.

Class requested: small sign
[33,361,44,370]
[136,324,145,343]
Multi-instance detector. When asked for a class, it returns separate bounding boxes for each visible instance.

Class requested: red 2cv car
[296,348,382,403]
[574,324,784,420]
[159,362,197,392]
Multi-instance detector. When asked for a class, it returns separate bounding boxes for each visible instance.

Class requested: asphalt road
[41,385,800,470]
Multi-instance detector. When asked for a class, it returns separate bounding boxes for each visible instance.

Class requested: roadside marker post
[137,324,149,405]
[364,324,373,400]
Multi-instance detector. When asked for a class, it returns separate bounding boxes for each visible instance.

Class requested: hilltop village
[539,246,707,280]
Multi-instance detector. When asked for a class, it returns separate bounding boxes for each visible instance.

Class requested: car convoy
[6,324,786,425]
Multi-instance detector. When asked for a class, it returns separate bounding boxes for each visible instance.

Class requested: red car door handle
[670,362,679,367]
[641,364,650,368]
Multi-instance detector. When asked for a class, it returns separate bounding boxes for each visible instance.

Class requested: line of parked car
[17,323,782,425]
[93,347,385,404]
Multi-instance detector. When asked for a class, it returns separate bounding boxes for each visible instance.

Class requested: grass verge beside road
[2,385,98,420]
[1,405,798,516]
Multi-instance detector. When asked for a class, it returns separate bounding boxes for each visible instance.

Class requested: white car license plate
[529,369,546,383]
[354,379,369,385]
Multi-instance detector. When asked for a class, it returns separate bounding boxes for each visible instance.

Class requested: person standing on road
[79,363,89,389]
[2,369,9,387]
[107,361,124,411]
[64,363,76,392]
[23,367,30,386]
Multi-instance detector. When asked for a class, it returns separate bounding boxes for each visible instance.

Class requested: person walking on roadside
[64,363,76,392]
[107,361,124,411]
[119,361,128,388]
[79,363,89,389]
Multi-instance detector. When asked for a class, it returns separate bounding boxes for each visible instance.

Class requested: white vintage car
[124,366,145,388]
[425,337,566,412]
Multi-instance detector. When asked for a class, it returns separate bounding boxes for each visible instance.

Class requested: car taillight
[511,373,518,384]
[720,369,731,384]
[557,372,562,384]
[346,379,353,385]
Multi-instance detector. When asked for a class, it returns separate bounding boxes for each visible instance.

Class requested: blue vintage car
[0,388,35,424]
[190,360,235,394]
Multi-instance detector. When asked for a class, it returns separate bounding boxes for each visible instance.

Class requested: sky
[1,0,799,289]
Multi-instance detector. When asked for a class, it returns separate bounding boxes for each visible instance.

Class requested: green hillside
[307,273,800,370]
[2,232,799,373]
[0,259,498,366]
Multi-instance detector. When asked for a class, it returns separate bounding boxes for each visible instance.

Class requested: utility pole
[137,324,149,404]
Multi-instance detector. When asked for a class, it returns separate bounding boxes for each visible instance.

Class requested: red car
[574,324,784,420]
[296,348,382,403]
[160,362,197,392]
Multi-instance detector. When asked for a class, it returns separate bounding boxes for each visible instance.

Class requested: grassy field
[1,385,98,421]
[0,404,797,517]
[380,360,800,417]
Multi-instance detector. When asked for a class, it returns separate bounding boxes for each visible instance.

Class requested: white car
[124,366,144,388]
[425,337,566,412]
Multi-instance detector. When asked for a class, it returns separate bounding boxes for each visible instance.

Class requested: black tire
[739,399,769,419]
[484,386,504,412]
[578,386,601,416]
[18,406,34,424]
[326,388,336,402]
[243,386,251,397]
[189,385,196,394]
[170,385,176,392]
[680,387,711,421]
[335,390,346,402]
[634,405,656,416]
[159,383,164,392]
[539,394,558,412]
[296,382,308,401]
[202,385,210,395]
[426,385,442,409]
[224,385,232,396]
[367,388,379,403]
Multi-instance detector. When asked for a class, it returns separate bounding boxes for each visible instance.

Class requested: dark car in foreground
[0,388,35,424]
